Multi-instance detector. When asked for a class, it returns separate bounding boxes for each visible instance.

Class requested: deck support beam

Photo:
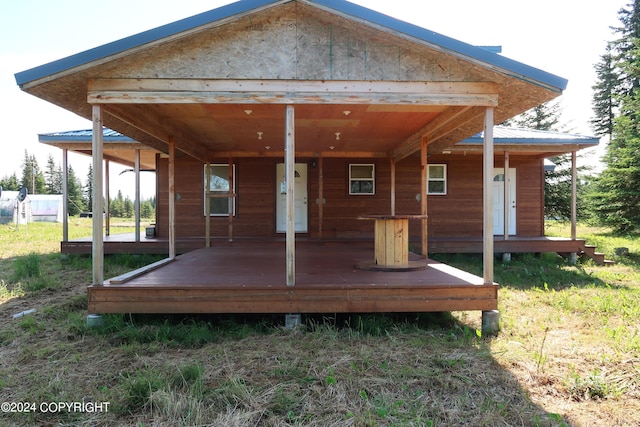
[285,105,295,287]
[168,136,176,259]
[134,149,141,242]
[569,150,578,265]
[105,160,110,236]
[318,156,324,239]
[205,163,211,247]
[390,157,396,216]
[91,105,104,286]
[421,137,428,257]
[62,148,69,242]
[483,107,494,285]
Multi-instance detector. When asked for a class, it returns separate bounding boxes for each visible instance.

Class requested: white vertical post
[62,148,69,242]
[205,163,211,248]
[420,138,428,257]
[105,160,110,237]
[168,136,176,259]
[135,149,141,242]
[285,105,295,287]
[504,151,510,240]
[483,107,494,285]
[91,105,104,286]
[390,157,396,216]
[571,150,577,240]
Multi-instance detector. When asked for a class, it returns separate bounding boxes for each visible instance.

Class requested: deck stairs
[579,244,615,266]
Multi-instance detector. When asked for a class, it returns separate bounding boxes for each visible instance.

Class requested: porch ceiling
[105,102,448,159]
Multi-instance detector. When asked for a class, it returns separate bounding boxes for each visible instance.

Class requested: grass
[0,220,639,425]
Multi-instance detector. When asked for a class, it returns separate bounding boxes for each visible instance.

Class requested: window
[427,164,447,195]
[204,164,235,216]
[349,164,375,195]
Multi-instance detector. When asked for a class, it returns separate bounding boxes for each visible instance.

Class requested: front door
[492,168,516,235]
[276,163,308,233]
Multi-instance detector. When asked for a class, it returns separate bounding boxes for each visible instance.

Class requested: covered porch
[88,242,497,314]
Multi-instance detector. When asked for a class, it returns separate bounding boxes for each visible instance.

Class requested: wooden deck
[64,234,588,256]
[88,242,498,315]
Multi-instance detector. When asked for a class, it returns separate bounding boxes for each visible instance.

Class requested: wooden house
[16,0,599,329]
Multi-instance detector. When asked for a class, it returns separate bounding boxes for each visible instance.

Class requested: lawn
[0,220,638,426]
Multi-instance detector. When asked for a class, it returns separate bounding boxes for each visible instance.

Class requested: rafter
[88,78,499,106]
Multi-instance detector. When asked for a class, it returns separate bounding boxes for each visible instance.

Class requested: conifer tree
[590,0,640,231]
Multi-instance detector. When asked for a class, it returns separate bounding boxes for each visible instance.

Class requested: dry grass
[0,221,638,426]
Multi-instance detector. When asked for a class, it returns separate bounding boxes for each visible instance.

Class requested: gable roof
[15,0,566,92]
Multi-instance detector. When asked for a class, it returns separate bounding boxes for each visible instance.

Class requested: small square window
[349,164,375,195]
[204,164,235,216]
[427,164,447,195]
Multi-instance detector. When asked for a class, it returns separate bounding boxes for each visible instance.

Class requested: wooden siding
[156,154,545,240]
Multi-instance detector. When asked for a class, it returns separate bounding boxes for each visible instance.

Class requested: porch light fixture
[244,109,253,115]
[442,150,451,154]
[329,145,335,150]
[265,145,271,150]
[343,110,351,116]
[335,132,341,140]
[257,131,263,140]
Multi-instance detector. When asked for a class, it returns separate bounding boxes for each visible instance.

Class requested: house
[15,0,599,330]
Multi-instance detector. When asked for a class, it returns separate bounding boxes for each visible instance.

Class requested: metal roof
[39,128,135,142]
[460,126,599,146]
[41,126,597,147]
[14,0,567,92]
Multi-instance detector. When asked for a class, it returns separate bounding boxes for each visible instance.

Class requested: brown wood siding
[156,154,545,240]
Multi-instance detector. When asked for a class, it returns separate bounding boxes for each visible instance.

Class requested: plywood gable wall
[100,2,486,83]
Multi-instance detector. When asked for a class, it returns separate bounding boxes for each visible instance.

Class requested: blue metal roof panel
[16,0,567,92]
[460,126,599,146]
[39,128,136,142]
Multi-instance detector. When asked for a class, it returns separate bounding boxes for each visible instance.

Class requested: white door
[276,163,308,233]
[492,168,516,235]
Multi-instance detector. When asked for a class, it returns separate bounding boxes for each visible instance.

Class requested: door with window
[492,168,516,235]
[276,163,308,233]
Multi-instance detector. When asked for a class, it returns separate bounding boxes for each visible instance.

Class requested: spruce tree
[590,0,640,231]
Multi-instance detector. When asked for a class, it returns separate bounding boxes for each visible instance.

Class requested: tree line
[0,150,155,219]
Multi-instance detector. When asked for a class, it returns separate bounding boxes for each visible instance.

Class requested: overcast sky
[0,0,627,196]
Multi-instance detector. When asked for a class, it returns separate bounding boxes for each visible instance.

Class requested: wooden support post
[168,136,176,259]
[285,105,295,287]
[420,137,428,257]
[105,160,110,237]
[62,148,68,242]
[228,157,234,242]
[91,105,104,286]
[390,157,396,216]
[504,151,510,240]
[571,150,577,241]
[483,108,494,285]
[318,156,324,239]
[134,149,141,243]
[205,163,211,248]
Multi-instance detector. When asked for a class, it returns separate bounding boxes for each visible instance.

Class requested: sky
[0,0,628,198]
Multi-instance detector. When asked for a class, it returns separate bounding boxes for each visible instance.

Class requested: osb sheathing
[23,1,559,153]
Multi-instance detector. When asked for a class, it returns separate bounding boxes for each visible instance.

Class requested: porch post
[62,148,68,242]
[105,160,110,237]
[503,151,510,241]
[390,157,396,216]
[420,137,428,257]
[571,150,577,240]
[483,107,494,285]
[228,157,234,242]
[91,105,104,286]
[318,155,324,239]
[285,105,295,287]
[168,136,176,259]
[134,149,141,243]
[205,163,211,248]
